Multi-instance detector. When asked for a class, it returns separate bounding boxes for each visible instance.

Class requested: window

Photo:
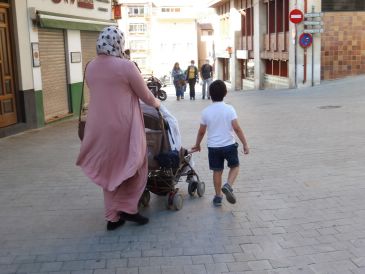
[267,0,289,34]
[129,23,146,33]
[161,7,181,12]
[265,59,288,77]
[322,0,365,11]
[129,40,147,50]
[128,6,146,16]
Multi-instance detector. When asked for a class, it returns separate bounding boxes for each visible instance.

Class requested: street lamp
[226,46,233,57]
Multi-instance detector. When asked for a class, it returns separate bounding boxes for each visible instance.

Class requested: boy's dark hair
[209,80,227,102]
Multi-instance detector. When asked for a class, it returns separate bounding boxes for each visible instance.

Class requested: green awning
[37,11,117,31]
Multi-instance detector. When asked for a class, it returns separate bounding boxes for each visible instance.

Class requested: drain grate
[318,105,342,109]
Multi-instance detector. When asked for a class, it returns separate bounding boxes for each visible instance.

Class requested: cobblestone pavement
[1,76,365,274]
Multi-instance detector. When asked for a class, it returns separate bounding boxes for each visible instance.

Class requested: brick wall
[321,12,365,80]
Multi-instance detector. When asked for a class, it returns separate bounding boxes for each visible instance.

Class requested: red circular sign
[289,9,304,24]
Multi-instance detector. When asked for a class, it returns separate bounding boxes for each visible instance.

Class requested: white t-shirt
[200,102,237,147]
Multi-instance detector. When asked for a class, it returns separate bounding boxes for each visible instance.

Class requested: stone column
[253,0,266,90]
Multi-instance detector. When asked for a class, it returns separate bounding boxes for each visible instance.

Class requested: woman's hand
[154,98,161,109]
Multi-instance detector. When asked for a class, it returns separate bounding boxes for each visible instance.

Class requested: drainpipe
[303,0,307,84]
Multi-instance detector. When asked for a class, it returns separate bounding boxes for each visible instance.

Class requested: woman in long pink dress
[76,26,160,230]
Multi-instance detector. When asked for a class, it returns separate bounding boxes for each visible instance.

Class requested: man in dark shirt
[200,59,213,99]
[186,60,199,100]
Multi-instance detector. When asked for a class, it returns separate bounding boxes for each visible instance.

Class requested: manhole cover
[318,105,342,109]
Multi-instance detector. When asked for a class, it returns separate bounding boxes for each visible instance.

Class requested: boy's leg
[202,80,206,99]
[213,170,223,196]
[227,166,239,187]
[221,143,239,204]
[208,147,224,206]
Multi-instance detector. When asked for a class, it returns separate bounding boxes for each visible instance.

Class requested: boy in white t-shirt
[192,80,249,206]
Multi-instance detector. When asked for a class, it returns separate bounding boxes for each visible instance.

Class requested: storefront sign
[52,0,76,3]
[78,0,94,9]
[236,50,248,59]
[51,0,93,9]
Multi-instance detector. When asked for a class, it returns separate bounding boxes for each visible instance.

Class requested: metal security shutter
[80,31,98,104]
[38,28,69,121]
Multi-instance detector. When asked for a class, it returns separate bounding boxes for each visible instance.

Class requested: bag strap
[78,61,91,122]
[156,108,170,151]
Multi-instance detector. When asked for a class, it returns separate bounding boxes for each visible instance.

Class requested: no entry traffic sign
[299,33,313,48]
[289,9,304,24]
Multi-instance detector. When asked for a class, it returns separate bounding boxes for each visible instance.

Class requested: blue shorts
[208,143,239,171]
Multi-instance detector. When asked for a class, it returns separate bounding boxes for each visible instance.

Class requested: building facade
[208,0,322,91]
[0,0,116,137]
[321,0,365,80]
[207,0,365,91]
[118,0,200,79]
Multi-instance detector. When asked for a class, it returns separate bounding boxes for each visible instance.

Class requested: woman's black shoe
[121,212,149,225]
[106,219,125,231]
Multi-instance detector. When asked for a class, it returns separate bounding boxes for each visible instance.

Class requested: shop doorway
[0,3,17,128]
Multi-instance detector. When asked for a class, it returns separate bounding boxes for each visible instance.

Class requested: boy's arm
[191,124,207,152]
[232,119,249,154]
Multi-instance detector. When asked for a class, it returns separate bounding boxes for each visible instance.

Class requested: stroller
[139,104,205,210]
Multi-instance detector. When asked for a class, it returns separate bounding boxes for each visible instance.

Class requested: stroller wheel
[197,182,205,197]
[173,193,183,210]
[188,181,198,196]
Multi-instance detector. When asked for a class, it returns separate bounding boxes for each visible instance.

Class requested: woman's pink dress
[76,55,157,221]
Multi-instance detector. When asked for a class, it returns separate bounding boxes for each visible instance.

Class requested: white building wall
[65,30,83,84]
[151,20,198,77]
[13,0,33,91]
[13,0,113,91]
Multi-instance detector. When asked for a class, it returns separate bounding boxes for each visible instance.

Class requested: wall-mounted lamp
[226,46,233,57]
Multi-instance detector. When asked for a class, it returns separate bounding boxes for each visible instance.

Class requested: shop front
[0,0,116,137]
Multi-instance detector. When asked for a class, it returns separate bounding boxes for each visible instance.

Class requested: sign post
[289,8,304,88]
[304,6,323,86]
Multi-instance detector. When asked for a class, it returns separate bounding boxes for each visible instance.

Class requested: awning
[36,11,117,32]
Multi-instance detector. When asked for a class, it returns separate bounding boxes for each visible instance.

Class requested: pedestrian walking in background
[192,80,249,206]
[171,62,185,101]
[76,26,160,231]
[186,60,199,100]
[200,59,213,99]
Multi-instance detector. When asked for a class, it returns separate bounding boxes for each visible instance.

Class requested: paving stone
[191,255,214,265]
[39,261,63,272]
[351,257,365,268]
[204,263,229,273]
[1,76,365,274]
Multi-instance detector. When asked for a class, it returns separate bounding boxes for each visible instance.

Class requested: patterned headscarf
[96,26,125,58]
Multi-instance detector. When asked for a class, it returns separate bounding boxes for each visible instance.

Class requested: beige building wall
[321,11,365,80]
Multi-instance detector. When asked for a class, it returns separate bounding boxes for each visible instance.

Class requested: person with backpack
[186,60,199,100]
[200,59,213,99]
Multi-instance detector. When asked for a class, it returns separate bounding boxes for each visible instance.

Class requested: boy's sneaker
[221,183,236,204]
[212,195,223,206]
